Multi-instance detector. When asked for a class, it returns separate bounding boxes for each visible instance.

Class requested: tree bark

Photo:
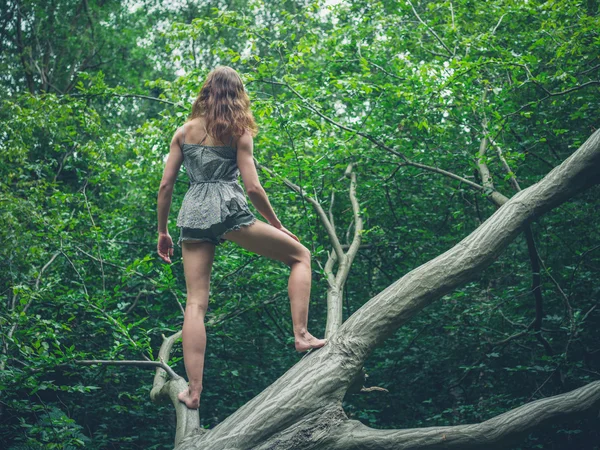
[173,129,600,450]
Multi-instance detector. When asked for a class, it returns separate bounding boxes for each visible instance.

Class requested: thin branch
[257,161,345,260]
[538,256,574,326]
[484,123,555,357]
[258,79,407,159]
[69,92,179,106]
[82,181,106,293]
[577,63,600,76]
[343,163,364,283]
[125,291,143,315]
[2,251,60,371]
[170,289,185,317]
[475,102,510,206]
[59,248,89,297]
[205,293,282,328]
[75,358,180,380]
[357,45,405,80]
[491,13,507,34]
[490,321,534,346]
[506,80,600,118]
[488,138,517,191]
[72,244,156,283]
[568,244,600,295]
[406,0,454,56]
[477,116,494,192]
[329,189,336,230]
[324,249,338,289]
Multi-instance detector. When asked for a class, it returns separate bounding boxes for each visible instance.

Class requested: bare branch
[538,255,574,326]
[492,13,507,34]
[324,249,338,289]
[410,160,489,192]
[257,79,408,160]
[328,189,336,230]
[489,137,521,191]
[475,97,510,206]
[150,331,203,446]
[205,293,283,328]
[483,123,556,357]
[151,331,183,398]
[324,380,600,449]
[360,386,389,393]
[357,45,405,80]
[342,164,364,284]
[476,118,494,192]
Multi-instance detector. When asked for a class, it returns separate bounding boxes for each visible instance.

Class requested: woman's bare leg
[222,219,327,351]
[178,240,216,409]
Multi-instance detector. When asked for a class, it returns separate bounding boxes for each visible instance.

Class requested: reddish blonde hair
[188,66,259,143]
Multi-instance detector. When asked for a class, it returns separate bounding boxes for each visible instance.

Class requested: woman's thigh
[221,219,309,267]
[181,241,216,310]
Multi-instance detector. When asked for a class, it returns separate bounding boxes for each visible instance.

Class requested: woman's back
[183,117,235,147]
[176,117,250,230]
[180,118,238,183]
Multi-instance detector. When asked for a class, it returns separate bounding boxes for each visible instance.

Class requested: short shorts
[178,209,257,247]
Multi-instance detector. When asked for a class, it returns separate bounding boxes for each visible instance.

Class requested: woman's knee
[304,246,311,263]
[288,244,311,267]
[185,300,208,317]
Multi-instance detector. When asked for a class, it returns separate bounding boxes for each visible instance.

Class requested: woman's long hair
[188,66,259,143]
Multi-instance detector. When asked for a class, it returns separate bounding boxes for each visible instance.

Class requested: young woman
[156,66,327,410]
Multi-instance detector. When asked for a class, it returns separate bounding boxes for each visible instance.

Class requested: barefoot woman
[156,66,327,410]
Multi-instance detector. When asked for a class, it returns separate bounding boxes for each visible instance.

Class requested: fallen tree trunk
[167,129,600,450]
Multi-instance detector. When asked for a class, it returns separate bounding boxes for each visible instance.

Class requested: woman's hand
[157,232,174,263]
[273,224,300,242]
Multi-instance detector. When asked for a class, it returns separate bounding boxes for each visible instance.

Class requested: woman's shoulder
[237,128,253,141]
[183,117,201,132]
[235,129,255,153]
[183,118,218,145]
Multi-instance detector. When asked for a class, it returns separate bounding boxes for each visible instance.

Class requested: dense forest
[1,0,599,449]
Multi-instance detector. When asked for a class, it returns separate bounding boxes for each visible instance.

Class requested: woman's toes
[178,389,200,409]
[295,335,328,352]
[312,338,327,348]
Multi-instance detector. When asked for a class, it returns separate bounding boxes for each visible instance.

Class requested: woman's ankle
[188,383,203,396]
[293,327,308,338]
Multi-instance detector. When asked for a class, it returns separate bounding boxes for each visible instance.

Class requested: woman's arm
[157,128,184,262]
[236,132,282,228]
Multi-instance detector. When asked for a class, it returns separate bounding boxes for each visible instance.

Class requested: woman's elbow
[245,183,263,195]
[159,181,175,192]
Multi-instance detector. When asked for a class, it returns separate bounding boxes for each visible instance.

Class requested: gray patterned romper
[176,123,257,247]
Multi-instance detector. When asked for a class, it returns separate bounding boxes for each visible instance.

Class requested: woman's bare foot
[295,330,328,352]
[178,387,201,409]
